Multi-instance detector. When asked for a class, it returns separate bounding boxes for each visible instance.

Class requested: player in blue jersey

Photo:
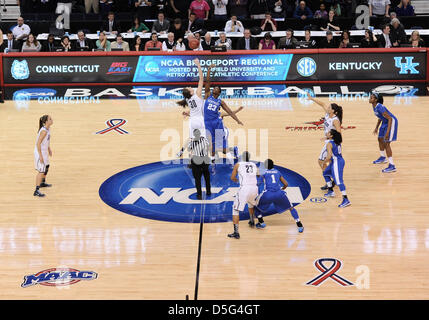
[203,64,243,164]
[369,92,398,173]
[253,159,304,233]
[322,129,351,208]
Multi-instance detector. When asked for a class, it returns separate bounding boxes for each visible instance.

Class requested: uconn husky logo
[394,57,419,74]
[11,59,30,80]
[99,160,311,223]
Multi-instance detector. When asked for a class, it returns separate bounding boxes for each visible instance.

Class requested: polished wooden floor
[0,94,429,299]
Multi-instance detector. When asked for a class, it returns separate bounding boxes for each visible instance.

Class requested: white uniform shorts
[34,152,49,173]
[318,140,329,161]
[189,116,206,138]
[233,185,259,213]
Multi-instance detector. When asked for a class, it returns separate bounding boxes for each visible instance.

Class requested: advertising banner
[3,55,139,84]
[2,51,426,84]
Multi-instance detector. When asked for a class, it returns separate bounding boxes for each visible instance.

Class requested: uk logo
[394,56,419,74]
[99,160,311,223]
[11,59,30,80]
[21,268,98,288]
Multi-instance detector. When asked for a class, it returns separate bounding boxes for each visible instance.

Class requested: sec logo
[297,57,317,77]
[99,160,311,223]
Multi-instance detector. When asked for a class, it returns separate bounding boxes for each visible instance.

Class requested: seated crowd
[4,0,426,52]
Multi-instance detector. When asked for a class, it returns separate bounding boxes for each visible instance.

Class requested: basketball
[189,39,200,49]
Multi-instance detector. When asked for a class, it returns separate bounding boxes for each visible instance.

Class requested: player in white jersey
[228,151,259,239]
[307,94,343,190]
[34,115,53,197]
[176,58,206,140]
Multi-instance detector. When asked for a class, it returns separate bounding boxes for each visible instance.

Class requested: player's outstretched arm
[204,64,215,99]
[221,101,243,125]
[221,106,244,118]
[194,58,204,98]
[306,92,328,113]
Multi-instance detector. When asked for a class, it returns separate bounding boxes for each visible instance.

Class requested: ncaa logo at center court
[99,160,311,223]
[297,57,317,77]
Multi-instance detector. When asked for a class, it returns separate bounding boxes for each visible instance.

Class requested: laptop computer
[147,47,161,51]
[111,48,124,51]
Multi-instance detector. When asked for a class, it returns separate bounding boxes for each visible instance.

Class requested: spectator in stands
[111,34,130,51]
[12,17,31,42]
[60,35,72,51]
[229,0,248,19]
[293,1,313,20]
[145,32,163,50]
[100,0,114,19]
[189,0,210,20]
[369,0,390,18]
[21,33,41,52]
[1,31,20,52]
[390,17,406,45]
[96,31,111,51]
[185,12,204,34]
[162,32,177,51]
[409,30,425,47]
[338,30,351,48]
[330,1,341,17]
[128,16,150,33]
[319,30,337,48]
[395,0,414,16]
[213,0,228,21]
[215,32,232,50]
[284,0,297,18]
[314,2,328,19]
[278,28,298,49]
[269,0,287,18]
[377,24,395,48]
[225,15,244,33]
[38,0,56,13]
[360,29,378,48]
[236,28,258,50]
[135,0,153,20]
[185,33,203,50]
[342,0,354,18]
[56,0,73,30]
[132,35,145,51]
[152,11,170,34]
[258,32,276,49]
[320,9,340,31]
[170,18,186,41]
[155,0,168,14]
[248,0,268,19]
[261,12,278,32]
[303,29,317,48]
[102,11,121,35]
[169,0,191,19]
[74,31,94,51]
[201,32,215,50]
[85,0,99,14]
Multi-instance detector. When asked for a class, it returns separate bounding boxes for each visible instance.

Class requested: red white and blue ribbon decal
[96,119,129,135]
[306,258,354,287]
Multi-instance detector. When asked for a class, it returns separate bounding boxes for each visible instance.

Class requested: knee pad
[45,165,50,175]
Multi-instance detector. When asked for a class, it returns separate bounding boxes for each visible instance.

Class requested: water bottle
[133,31,137,37]
[214,30,218,36]
[97,30,100,36]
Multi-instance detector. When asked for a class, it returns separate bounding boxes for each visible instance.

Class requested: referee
[187,129,212,200]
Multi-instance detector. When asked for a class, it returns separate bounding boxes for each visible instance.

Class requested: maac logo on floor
[99,160,311,223]
[21,268,97,288]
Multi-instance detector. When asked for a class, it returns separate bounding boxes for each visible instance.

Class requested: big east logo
[107,62,133,75]
[21,268,97,288]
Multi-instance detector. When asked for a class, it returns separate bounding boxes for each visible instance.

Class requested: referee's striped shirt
[187,136,210,157]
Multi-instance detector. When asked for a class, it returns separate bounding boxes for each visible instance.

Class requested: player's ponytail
[176,99,188,108]
[330,129,342,145]
[39,115,49,131]
[182,88,192,99]
[331,104,343,124]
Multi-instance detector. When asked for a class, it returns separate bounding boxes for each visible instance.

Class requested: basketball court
[1,87,429,299]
